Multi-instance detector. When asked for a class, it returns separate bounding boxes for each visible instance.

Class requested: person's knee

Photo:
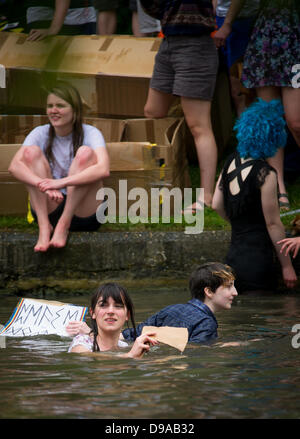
[74,146,96,168]
[187,120,210,140]
[144,102,167,119]
[22,145,44,165]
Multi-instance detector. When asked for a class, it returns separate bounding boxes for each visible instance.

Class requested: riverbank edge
[1,230,299,295]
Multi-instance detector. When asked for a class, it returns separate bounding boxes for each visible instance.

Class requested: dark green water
[1,289,300,419]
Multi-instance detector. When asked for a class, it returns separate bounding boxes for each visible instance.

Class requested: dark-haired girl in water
[68,283,158,358]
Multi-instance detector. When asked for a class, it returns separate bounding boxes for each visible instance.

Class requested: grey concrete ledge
[0,230,231,294]
[1,230,299,295]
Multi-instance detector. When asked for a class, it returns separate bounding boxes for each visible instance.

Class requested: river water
[0,288,300,419]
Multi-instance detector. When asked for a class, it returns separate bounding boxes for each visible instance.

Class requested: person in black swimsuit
[212,98,297,293]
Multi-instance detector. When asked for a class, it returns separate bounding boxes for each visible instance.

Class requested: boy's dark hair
[189,262,235,300]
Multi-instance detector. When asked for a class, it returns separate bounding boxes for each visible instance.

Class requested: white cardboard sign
[0,298,87,338]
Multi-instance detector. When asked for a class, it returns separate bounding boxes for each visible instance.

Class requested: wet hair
[234,98,287,160]
[189,262,235,301]
[45,81,84,168]
[89,283,137,352]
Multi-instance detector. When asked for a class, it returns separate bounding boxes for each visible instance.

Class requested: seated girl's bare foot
[49,223,69,248]
[34,224,53,252]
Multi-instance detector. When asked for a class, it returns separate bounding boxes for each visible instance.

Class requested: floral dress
[242,5,300,88]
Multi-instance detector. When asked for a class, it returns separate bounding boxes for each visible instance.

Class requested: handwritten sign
[0,298,87,338]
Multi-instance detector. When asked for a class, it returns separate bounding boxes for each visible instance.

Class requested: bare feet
[34,224,53,252]
[49,220,70,248]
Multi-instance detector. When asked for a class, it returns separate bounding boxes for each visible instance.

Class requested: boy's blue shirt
[122,298,218,344]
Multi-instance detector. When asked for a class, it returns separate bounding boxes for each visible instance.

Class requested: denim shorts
[150,35,219,101]
[30,195,100,232]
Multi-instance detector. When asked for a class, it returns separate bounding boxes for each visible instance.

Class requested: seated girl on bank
[9,82,109,252]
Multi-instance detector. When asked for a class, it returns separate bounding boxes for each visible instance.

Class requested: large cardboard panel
[0,32,159,117]
[0,115,126,144]
[0,143,27,215]
[105,142,175,217]
[123,118,191,190]
[0,182,28,215]
[0,33,158,75]
[0,143,20,177]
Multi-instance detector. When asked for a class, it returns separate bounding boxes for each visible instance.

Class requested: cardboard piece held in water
[0,298,87,338]
[142,326,188,352]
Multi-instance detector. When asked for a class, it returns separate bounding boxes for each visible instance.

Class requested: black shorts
[30,195,101,232]
[94,0,137,12]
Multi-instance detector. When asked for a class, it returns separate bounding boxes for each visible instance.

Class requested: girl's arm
[213,0,246,47]
[38,146,110,192]
[261,172,297,289]
[212,173,230,222]
[27,0,70,41]
[120,332,158,359]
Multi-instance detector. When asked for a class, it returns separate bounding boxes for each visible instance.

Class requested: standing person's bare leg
[97,11,117,34]
[256,86,289,210]
[144,88,174,119]
[282,87,300,147]
[181,97,217,208]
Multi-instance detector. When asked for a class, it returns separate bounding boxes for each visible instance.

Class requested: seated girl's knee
[74,145,95,167]
[22,145,43,164]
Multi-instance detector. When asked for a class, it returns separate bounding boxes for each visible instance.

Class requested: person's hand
[38,178,65,192]
[126,332,158,359]
[66,321,91,336]
[27,28,52,42]
[44,189,64,203]
[212,23,232,48]
[278,237,300,259]
[282,265,298,289]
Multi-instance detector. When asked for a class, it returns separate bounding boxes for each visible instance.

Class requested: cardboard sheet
[142,326,188,352]
[0,298,87,338]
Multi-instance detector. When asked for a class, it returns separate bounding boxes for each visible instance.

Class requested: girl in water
[68,283,158,358]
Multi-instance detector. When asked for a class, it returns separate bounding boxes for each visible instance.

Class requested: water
[0,289,300,419]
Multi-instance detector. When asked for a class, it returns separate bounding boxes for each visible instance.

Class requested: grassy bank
[0,164,299,234]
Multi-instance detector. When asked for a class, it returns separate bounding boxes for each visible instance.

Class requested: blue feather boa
[234,98,287,159]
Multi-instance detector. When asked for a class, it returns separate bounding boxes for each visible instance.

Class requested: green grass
[1,164,298,233]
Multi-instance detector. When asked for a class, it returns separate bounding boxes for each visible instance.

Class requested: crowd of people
[4,0,300,353]
[0,0,161,37]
